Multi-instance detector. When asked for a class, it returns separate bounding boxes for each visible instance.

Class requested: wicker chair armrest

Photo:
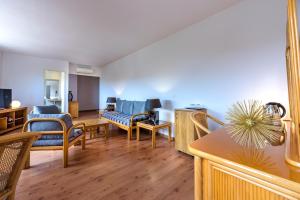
[190,115,211,135]
[207,114,225,126]
[0,132,41,144]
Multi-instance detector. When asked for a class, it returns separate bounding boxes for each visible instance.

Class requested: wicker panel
[208,166,289,200]
[0,140,24,193]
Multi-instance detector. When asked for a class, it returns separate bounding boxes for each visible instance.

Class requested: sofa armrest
[130,112,150,125]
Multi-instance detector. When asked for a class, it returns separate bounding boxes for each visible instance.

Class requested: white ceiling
[0,0,241,67]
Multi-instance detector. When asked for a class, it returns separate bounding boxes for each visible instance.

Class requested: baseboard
[157,132,175,141]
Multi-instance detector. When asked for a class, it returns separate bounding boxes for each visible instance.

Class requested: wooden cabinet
[0,107,27,135]
[69,101,79,118]
[189,128,300,200]
[175,108,207,155]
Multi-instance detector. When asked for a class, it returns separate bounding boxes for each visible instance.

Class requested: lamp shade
[11,100,21,108]
[106,97,117,103]
[146,99,162,110]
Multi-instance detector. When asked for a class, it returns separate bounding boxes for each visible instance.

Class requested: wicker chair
[0,133,40,200]
[190,111,225,139]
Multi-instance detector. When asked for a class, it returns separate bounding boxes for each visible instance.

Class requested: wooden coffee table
[136,120,172,148]
[74,119,109,140]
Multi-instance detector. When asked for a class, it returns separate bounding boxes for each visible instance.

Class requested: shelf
[15,117,24,121]
[0,107,27,135]
[0,124,24,135]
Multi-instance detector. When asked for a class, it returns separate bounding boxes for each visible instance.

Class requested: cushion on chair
[28,114,73,132]
[122,101,134,115]
[32,128,83,147]
[133,101,146,114]
[32,105,60,114]
[28,114,83,147]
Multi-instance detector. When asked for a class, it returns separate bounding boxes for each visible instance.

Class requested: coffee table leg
[89,128,92,139]
[152,128,156,148]
[137,126,140,141]
[168,125,172,142]
[105,124,109,142]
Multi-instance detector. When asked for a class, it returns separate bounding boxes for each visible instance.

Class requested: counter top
[189,128,300,186]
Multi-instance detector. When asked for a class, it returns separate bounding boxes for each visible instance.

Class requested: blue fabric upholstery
[122,101,133,115]
[103,99,150,127]
[103,111,148,126]
[133,101,146,114]
[28,114,83,147]
[28,114,73,133]
[116,98,123,112]
[32,129,83,147]
[32,105,60,114]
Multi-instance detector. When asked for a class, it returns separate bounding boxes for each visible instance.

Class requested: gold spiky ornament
[226,100,285,149]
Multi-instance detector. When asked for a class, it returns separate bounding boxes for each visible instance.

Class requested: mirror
[44,70,65,112]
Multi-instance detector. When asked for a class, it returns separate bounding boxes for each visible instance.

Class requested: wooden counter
[189,128,300,200]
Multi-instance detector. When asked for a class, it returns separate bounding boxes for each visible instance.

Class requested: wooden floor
[16,111,194,200]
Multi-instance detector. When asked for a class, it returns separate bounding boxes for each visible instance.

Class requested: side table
[136,120,172,148]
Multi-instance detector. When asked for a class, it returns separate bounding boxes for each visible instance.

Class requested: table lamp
[146,99,162,123]
[11,100,21,109]
[106,97,117,111]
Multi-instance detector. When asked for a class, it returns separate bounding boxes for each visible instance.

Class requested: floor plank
[16,112,194,200]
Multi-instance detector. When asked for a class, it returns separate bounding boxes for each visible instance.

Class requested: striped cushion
[103,112,148,126]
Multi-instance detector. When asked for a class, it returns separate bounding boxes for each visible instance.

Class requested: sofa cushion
[122,101,134,115]
[133,101,146,114]
[103,111,148,126]
[32,105,60,114]
[116,99,123,112]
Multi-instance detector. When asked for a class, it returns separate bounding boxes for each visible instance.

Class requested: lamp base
[149,111,159,124]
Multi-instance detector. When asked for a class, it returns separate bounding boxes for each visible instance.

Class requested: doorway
[69,74,99,112]
[44,70,65,112]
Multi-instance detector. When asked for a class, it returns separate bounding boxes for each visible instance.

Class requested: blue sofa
[23,105,86,168]
[102,99,150,140]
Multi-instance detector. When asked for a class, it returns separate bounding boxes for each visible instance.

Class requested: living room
[1,0,300,199]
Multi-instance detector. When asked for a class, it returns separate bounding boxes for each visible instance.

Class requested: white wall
[0,52,69,111]
[100,0,289,135]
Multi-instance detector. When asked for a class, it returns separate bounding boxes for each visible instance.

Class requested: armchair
[22,113,86,168]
